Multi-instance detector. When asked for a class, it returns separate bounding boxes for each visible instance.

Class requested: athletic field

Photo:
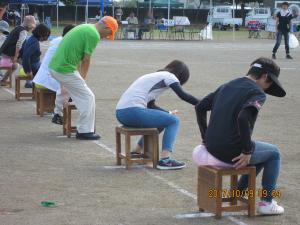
[0,38,299,225]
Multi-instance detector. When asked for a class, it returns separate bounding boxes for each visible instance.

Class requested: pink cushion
[0,56,13,68]
[192,145,233,167]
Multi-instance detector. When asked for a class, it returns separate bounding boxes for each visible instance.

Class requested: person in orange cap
[49,16,118,140]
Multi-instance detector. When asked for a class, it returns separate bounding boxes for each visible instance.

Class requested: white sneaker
[257,200,284,215]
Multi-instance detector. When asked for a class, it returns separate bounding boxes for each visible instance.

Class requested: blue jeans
[116,107,180,151]
[238,141,281,202]
[273,31,289,54]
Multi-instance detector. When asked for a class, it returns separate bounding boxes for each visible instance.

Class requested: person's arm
[237,107,257,155]
[169,82,199,106]
[80,54,91,79]
[195,92,215,143]
[275,12,280,32]
[14,30,27,62]
[147,100,168,112]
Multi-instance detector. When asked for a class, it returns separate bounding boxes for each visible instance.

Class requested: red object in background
[0,6,7,20]
[248,20,262,31]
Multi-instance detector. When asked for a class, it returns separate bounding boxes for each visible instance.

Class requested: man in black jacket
[196,57,286,215]
[272,2,295,59]
[0,15,36,86]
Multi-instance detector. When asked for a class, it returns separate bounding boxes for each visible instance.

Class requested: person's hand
[232,153,251,169]
[169,110,178,115]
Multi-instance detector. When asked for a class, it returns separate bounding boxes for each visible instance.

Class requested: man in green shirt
[49,16,118,140]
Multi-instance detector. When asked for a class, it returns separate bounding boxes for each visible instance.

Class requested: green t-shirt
[49,24,100,74]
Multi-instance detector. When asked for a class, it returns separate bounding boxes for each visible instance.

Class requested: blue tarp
[9,0,57,4]
[76,0,112,6]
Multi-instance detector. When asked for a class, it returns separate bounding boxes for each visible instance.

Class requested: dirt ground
[0,38,299,225]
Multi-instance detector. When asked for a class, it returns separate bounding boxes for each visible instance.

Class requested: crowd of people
[0,0,290,216]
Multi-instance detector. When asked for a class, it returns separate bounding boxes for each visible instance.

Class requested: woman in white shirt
[116,60,199,170]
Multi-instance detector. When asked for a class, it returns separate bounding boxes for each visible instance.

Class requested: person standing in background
[272,2,295,60]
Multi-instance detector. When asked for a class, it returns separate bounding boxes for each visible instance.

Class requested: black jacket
[0,25,26,57]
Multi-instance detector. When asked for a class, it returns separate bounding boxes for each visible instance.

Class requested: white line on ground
[92,141,248,225]
[93,140,116,155]
[2,87,248,225]
[175,211,247,219]
[2,87,15,96]
[143,169,197,200]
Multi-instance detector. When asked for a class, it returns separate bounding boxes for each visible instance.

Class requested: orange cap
[102,16,118,40]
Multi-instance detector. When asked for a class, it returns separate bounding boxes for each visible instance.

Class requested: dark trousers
[272,31,289,54]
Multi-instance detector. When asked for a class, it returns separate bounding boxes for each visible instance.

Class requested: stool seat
[15,75,35,100]
[35,88,56,117]
[63,102,77,137]
[116,126,159,169]
[198,165,256,218]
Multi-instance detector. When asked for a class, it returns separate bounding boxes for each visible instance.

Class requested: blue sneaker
[157,157,186,170]
[24,80,33,88]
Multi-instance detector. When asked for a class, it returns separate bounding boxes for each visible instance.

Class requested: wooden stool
[116,126,159,169]
[15,75,35,100]
[0,66,12,88]
[63,102,77,138]
[198,166,256,218]
[35,88,56,117]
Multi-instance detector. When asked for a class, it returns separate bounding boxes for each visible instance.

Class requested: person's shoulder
[50,36,62,45]
[157,70,176,78]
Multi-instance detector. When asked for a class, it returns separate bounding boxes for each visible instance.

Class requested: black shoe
[130,151,144,158]
[286,54,293,59]
[24,81,33,88]
[76,132,101,140]
[272,54,276,60]
[52,114,63,125]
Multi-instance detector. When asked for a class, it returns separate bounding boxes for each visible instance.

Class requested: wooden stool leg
[40,90,45,117]
[116,129,121,165]
[67,106,71,138]
[143,135,149,159]
[248,169,256,217]
[32,84,35,100]
[215,173,222,219]
[63,106,67,135]
[8,73,12,88]
[152,133,159,169]
[125,134,131,170]
[231,175,238,205]
[36,90,40,115]
[15,78,19,100]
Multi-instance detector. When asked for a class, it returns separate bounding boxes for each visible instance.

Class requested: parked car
[207,6,243,30]
[245,8,271,28]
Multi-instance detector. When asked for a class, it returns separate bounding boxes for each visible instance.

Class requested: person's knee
[86,91,95,104]
[271,145,281,160]
[171,115,180,126]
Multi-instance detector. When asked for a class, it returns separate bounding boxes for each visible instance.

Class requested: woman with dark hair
[22,23,50,88]
[116,60,199,170]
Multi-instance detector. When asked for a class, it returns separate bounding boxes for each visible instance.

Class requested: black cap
[251,62,286,97]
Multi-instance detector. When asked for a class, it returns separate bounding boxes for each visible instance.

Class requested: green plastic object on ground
[41,201,56,207]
